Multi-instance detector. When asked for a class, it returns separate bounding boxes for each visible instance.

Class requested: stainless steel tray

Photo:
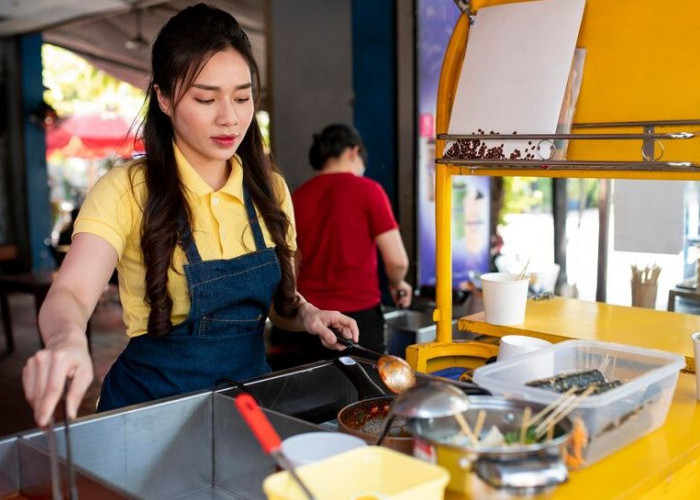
[5,358,482,499]
[1,434,130,498]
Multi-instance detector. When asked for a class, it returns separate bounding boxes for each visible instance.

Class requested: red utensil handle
[234,393,281,454]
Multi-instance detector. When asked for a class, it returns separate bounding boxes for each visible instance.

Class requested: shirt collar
[174,142,244,201]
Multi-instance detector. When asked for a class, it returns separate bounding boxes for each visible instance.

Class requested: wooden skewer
[519,406,532,443]
[529,387,577,427]
[454,412,479,447]
[473,410,487,442]
[546,422,555,441]
[535,393,579,437]
[535,385,596,438]
[516,259,531,281]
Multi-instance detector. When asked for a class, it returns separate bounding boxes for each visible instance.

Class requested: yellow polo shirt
[74,145,296,337]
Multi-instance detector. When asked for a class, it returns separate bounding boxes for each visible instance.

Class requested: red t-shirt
[293,173,398,312]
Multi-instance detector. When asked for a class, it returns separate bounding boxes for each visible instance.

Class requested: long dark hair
[308,123,367,171]
[138,3,298,337]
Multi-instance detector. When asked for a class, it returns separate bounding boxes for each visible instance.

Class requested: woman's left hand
[299,302,359,350]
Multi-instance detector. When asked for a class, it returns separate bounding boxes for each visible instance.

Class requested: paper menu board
[446,0,586,161]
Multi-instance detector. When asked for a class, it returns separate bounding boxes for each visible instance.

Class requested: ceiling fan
[125,8,148,51]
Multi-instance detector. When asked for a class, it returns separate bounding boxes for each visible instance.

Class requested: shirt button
[221,232,227,239]
[212,197,219,206]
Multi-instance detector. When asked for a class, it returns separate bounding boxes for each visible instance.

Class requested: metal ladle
[374,381,472,448]
[333,335,416,394]
[391,380,471,419]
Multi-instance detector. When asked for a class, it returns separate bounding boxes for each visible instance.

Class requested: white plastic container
[497,335,553,380]
[473,340,684,466]
[480,272,529,325]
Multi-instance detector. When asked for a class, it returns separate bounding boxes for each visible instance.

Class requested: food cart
[407,0,700,497]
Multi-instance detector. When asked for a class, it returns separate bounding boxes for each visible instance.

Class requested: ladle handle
[334,356,388,399]
[234,393,281,454]
[334,335,355,348]
[332,330,382,360]
[234,394,318,500]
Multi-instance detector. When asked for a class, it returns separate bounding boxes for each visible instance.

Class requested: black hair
[308,123,367,171]
[137,3,298,337]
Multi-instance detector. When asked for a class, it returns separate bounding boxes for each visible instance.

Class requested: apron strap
[178,217,203,264]
[242,183,266,251]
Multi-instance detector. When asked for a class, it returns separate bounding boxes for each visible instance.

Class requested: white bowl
[281,431,367,468]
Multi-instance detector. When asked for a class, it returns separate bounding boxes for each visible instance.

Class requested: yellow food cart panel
[439,0,700,178]
[445,372,700,499]
[458,297,699,372]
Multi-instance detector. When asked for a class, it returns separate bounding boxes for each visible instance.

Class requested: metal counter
[4,358,478,499]
[2,359,386,499]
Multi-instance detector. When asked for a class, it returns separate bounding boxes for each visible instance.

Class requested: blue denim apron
[98,184,280,411]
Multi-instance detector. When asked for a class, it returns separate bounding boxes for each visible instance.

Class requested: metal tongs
[47,379,79,500]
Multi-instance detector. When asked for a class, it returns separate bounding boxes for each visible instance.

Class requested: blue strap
[242,183,266,251]
[178,216,202,264]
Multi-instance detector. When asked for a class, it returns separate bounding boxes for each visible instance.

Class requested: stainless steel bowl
[409,396,573,498]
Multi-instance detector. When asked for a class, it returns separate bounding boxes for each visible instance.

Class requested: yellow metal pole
[434,12,471,344]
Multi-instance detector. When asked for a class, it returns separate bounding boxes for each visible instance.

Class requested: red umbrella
[46,111,143,159]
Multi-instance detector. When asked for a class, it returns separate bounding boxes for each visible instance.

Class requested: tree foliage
[42,44,145,120]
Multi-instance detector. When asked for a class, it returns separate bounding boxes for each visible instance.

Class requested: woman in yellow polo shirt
[22,3,358,427]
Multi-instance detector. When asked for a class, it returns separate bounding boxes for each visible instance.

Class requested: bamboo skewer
[535,385,596,439]
[454,412,479,447]
[473,410,487,442]
[519,406,532,443]
[529,387,577,427]
[546,423,555,441]
[516,259,531,281]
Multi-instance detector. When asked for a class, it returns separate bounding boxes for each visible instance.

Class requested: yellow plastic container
[263,446,449,500]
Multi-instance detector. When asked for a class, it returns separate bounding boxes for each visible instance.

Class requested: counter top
[458,297,700,372]
[447,371,700,499]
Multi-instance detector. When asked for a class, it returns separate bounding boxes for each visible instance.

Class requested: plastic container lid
[473,339,684,407]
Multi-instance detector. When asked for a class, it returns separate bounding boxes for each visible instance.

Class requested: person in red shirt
[268,124,411,368]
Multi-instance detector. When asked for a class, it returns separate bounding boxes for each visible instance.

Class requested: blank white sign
[614,180,685,255]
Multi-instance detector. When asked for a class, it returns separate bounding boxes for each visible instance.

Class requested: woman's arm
[376,228,412,308]
[23,233,118,426]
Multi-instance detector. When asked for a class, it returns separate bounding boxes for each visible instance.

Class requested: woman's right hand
[390,280,413,309]
[22,334,93,428]
[23,233,118,427]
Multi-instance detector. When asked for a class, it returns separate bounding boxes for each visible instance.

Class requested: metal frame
[426,8,700,354]
[438,119,700,171]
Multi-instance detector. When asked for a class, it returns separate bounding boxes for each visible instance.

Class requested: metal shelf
[438,119,700,172]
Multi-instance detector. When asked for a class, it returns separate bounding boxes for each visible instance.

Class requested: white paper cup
[692,332,700,401]
[281,431,366,468]
[481,272,530,325]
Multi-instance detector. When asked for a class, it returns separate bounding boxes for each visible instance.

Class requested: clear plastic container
[473,340,685,466]
[263,446,449,500]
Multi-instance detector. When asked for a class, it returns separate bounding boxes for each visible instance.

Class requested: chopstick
[63,380,78,500]
[47,379,79,500]
[48,416,62,500]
